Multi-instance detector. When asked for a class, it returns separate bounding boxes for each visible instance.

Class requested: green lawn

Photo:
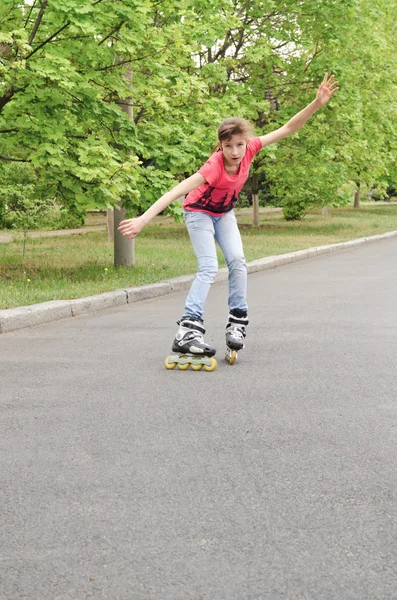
[1,204,397,309]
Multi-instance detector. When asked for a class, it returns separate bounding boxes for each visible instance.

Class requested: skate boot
[225,310,249,365]
[164,318,217,371]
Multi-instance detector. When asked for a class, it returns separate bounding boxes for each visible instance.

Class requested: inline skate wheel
[164,356,177,369]
[225,350,238,365]
[191,363,203,371]
[177,359,190,370]
[203,357,217,372]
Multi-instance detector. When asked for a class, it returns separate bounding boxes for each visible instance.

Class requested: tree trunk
[251,173,260,227]
[114,207,134,267]
[23,230,27,259]
[321,206,329,216]
[107,208,114,243]
[114,65,134,267]
[252,194,260,227]
[354,182,361,209]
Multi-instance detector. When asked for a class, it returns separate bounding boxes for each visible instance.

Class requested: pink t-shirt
[183,137,263,216]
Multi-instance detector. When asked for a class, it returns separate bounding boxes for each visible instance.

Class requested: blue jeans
[182,210,247,320]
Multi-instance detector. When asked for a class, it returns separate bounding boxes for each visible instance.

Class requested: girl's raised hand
[118,216,145,239]
[315,73,339,106]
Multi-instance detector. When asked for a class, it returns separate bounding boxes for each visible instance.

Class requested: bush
[282,194,308,220]
[0,197,6,228]
[52,208,85,230]
[0,162,88,231]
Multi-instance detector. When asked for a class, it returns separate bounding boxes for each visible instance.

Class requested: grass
[1,204,397,309]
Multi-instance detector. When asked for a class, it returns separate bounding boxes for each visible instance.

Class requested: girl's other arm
[259,73,339,148]
[118,172,206,239]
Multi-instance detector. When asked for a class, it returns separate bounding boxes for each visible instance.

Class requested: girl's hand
[118,216,145,239]
[315,73,339,106]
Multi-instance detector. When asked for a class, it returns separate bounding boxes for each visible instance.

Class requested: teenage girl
[118,73,338,359]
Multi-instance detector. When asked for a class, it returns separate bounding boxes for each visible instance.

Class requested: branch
[98,21,126,46]
[109,165,125,180]
[65,170,99,185]
[66,134,89,139]
[88,79,118,103]
[24,0,38,28]
[304,44,324,73]
[134,106,146,125]
[28,0,48,46]
[96,40,174,71]
[62,89,84,104]
[46,35,91,44]
[272,41,290,51]
[0,155,31,162]
[0,87,19,111]
[233,29,246,58]
[212,30,233,62]
[0,128,19,133]
[25,21,71,60]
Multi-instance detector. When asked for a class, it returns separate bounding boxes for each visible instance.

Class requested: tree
[0,1,205,264]
[306,0,397,210]
[0,162,55,257]
[176,0,397,220]
[0,1,145,211]
[172,0,352,221]
[0,1,233,261]
[2,0,395,239]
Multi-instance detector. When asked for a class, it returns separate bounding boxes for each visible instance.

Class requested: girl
[118,73,338,363]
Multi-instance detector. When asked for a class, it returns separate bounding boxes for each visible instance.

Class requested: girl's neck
[223,159,239,175]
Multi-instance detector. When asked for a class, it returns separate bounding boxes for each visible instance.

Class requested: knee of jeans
[197,257,218,283]
[227,254,246,271]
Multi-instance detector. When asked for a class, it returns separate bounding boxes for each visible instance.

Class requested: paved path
[0,225,106,244]
[1,238,397,599]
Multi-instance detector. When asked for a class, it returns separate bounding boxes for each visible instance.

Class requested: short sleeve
[198,153,222,186]
[248,137,263,157]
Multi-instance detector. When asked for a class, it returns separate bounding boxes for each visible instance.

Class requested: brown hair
[217,117,254,143]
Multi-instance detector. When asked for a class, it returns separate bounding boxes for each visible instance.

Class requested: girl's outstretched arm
[118,172,205,239]
[259,73,339,148]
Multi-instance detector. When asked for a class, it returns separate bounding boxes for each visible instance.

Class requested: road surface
[1,238,397,599]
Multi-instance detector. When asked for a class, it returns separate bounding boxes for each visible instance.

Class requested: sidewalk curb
[1,230,397,334]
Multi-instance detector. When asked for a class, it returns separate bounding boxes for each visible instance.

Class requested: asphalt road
[1,238,397,600]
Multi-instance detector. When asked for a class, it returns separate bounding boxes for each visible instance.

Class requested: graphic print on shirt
[188,186,239,214]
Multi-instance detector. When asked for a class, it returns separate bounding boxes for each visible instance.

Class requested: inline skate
[164,318,217,371]
[225,310,249,365]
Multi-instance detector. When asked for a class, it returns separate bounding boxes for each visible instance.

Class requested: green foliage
[0,163,51,228]
[183,0,397,219]
[0,0,179,213]
[1,0,396,227]
[5,193,54,233]
[2,184,54,258]
[0,162,86,230]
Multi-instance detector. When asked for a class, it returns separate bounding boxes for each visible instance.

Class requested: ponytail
[210,142,221,157]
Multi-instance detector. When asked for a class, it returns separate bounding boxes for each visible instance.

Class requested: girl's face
[220,134,248,169]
